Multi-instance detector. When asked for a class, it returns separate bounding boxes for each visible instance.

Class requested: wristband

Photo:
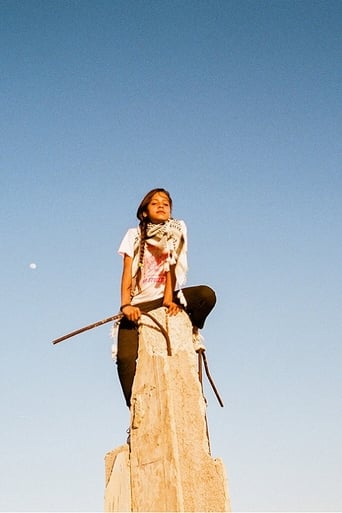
[120,304,131,312]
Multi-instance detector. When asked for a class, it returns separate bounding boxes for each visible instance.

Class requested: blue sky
[1,0,341,511]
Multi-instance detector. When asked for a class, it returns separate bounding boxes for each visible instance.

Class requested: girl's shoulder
[126,226,139,236]
[119,226,140,246]
[118,226,140,256]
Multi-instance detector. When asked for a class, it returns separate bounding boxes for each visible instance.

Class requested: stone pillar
[105,307,230,512]
[104,445,131,512]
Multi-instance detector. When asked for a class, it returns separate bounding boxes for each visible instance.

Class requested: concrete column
[105,307,230,512]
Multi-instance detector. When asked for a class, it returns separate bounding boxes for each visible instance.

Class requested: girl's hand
[163,301,181,316]
[121,305,141,322]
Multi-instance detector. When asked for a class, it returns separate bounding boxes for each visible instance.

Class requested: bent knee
[199,285,217,308]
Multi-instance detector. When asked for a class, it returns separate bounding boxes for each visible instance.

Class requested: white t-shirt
[118,223,187,304]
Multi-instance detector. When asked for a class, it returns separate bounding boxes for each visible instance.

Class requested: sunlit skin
[142,192,171,224]
[121,192,181,321]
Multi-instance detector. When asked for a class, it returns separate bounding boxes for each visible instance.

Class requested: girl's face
[144,192,171,223]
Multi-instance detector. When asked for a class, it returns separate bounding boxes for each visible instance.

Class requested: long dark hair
[136,188,173,222]
[134,188,173,292]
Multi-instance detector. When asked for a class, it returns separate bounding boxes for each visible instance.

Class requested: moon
[29,263,37,270]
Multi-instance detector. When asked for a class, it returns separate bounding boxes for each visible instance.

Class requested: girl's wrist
[163,300,173,307]
[120,303,131,312]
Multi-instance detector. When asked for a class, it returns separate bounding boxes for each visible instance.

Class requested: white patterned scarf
[132,218,188,300]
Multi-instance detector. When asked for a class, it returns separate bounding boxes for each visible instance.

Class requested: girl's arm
[120,254,141,321]
[121,254,133,305]
[163,265,181,316]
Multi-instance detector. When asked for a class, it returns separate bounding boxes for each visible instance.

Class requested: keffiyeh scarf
[132,218,188,295]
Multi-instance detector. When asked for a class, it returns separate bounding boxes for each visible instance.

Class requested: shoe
[126,427,130,445]
[193,331,206,352]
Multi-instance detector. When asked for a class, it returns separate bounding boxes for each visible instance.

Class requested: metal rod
[52,312,223,407]
[200,350,224,407]
[52,311,171,355]
[52,313,123,345]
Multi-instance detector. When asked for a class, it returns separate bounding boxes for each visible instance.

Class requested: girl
[117,188,216,406]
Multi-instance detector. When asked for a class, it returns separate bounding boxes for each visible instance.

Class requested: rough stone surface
[104,445,131,512]
[104,307,230,512]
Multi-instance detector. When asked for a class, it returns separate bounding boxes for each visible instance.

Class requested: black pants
[116,285,216,406]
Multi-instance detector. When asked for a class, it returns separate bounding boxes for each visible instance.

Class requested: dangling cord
[199,349,224,407]
[197,349,211,453]
[165,308,170,347]
[140,311,172,356]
